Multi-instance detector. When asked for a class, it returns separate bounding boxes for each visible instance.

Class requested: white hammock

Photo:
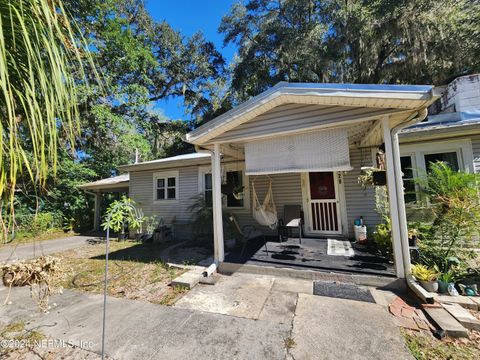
[252,180,278,230]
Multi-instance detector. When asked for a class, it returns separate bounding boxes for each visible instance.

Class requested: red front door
[307,172,342,234]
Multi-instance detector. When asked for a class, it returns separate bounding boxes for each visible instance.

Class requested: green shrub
[414,162,480,272]
[373,216,392,257]
[15,211,63,235]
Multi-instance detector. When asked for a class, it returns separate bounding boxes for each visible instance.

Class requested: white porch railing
[310,200,340,232]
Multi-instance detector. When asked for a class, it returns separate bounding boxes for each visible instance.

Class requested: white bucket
[354,225,367,243]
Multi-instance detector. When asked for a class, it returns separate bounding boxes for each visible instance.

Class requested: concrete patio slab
[271,276,313,294]
[174,272,275,319]
[289,293,412,360]
[1,287,290,360]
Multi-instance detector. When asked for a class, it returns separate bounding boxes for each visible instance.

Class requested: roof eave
[186,84,438,145]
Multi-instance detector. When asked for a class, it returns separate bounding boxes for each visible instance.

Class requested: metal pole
[101,202,140,359]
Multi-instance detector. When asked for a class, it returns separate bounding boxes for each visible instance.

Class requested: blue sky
[146,1,237,120]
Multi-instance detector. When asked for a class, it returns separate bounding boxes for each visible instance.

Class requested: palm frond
[0,0,98,239]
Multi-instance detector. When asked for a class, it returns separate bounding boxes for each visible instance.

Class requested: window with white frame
[198,164,249,209]
[153,171,178,201]
[400,139,473,202]
[400,155,417,203]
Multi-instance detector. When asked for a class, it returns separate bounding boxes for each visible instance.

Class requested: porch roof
[79,174,129,192]
[186,82,441,146]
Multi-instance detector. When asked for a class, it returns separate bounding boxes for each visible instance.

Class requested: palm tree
[0,0,95,240]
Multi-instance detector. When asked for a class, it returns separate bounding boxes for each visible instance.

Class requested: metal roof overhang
[186,82,441,146]
[79,174,129,192]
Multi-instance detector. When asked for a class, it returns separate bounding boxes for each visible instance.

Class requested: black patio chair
[228,214,268,257]
[278,205,304,243]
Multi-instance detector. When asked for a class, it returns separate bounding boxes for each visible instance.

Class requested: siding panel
[343,147,381,238]
[472,135,480,173]
[129,150,380,240]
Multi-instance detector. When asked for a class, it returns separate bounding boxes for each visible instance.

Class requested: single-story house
[80,74,480,280]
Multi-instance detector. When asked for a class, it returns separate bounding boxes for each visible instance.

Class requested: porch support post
[93,191,102,231]
[211,143,225,263]
[382,117,406,278]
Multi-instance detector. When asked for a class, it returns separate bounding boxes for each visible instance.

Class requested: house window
[225,170,244,208]
[400,156,416,203]
[153,171,178,201]
[424,152,459,173]
[204,173,212,207]
[198,165,249,209]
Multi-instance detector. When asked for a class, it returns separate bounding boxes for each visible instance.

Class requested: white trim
[400,138,474,174]
[382,117,405,278]
[301,172,346,236]
[212,144,225,262]
[186,83,438,145]
[152,170,179,203]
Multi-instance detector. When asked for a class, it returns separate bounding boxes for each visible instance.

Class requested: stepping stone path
[388,296,432,331]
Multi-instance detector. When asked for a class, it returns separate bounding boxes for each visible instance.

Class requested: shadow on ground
[90,240,212,265]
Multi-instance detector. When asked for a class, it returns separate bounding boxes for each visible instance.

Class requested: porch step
[219,262,405,290]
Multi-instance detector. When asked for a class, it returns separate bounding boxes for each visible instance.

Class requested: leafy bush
[373,216,392,257]
[101,196,143,234]
[415,162,480,273]
[187,195,237,247]
[15,211,63,236]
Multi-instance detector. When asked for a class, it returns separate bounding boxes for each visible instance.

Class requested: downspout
[390,108,428,282]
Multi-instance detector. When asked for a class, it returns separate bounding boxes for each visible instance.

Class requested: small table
[285,218,302,244]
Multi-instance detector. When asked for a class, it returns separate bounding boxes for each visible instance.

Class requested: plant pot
[419,280,438,293]
[118,232,127,241]
[372,171,387,186]
[437,280,450,294]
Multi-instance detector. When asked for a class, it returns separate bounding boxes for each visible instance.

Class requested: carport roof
[79,174,129,191]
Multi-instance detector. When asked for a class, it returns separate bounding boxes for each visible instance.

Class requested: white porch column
[382,117,406,278]
[211,143,225,262]
[93,191,102,231]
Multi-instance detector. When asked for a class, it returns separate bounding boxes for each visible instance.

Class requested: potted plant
[232,184,244,200]
[437,271,455,294]
[411,264,439,292]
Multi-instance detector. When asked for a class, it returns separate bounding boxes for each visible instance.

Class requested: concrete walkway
[0,235,96,263]
[0,272,412,359]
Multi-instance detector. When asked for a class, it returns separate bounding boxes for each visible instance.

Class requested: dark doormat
[313,281,376,303]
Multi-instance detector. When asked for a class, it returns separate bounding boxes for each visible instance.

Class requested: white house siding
[129,165,200,239]
[129,150,380,241]
[472,135,480,173]
[238,173,304,236]
[343,147,381,238]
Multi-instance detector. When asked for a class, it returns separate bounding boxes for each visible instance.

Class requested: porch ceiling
[186,82,441,146]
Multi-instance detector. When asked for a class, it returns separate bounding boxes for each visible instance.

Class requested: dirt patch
[52,240,193,305]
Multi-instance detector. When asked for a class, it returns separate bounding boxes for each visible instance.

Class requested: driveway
[0,273,412,360]
[0,235,97,264]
